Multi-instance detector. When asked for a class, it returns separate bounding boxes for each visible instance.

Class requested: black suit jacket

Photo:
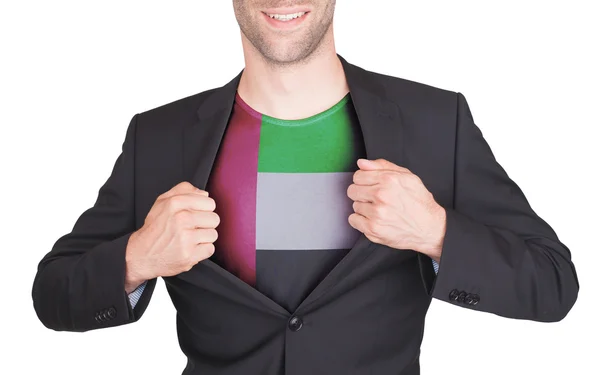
[32,54,579,375]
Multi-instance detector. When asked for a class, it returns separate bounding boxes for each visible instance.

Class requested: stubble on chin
[234,1,336,69]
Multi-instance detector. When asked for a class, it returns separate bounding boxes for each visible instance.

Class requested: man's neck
[236,38,349,120]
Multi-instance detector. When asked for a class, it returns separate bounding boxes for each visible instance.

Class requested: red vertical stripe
[205,93,261,286]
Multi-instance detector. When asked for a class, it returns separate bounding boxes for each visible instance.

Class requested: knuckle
[381,173,396,185]
[179,249,191,267]
[185,249,197,264]
[373,187,388,202]
[186,246,200,264]
[173,209,190,226]
[178,230,191,247]
[169,195,186,211]
[371,224,384,238]
[406,173,421,186]
[373,204,386,218]
[182,261,194,272]
[366,221,378,236]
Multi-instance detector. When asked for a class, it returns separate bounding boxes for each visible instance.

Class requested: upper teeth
[266,12,306,21]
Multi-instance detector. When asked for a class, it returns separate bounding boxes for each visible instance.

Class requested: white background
[2,1,598,374]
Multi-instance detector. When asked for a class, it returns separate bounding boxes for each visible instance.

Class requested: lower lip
[262,11,309,29]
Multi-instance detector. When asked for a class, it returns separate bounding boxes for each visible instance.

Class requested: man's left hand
[347,158,446,262]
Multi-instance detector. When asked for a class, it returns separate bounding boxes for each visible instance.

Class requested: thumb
[357,158,405,172]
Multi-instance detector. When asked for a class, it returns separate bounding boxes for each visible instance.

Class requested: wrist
[419,206,446,262]
[125,231,149,294]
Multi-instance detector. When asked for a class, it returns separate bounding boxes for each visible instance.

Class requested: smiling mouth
[262,11,308,21]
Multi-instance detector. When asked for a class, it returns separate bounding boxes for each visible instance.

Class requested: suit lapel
[182,54,405,314]
[296,55,405,310]
[183,70,242,191]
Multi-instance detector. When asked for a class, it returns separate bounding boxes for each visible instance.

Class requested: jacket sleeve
[32,114,156,332]
[419,92,579,322]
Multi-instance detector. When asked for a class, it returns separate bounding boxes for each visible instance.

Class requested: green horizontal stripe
[258,96,366,173]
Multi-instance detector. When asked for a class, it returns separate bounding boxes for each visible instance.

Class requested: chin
[262,43,314,65]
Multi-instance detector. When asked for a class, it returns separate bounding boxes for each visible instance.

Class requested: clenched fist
[124,181,220,293]
[347,159,446,262]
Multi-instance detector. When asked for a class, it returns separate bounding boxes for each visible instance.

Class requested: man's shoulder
[135,86,219,124]
[353,63,458,108]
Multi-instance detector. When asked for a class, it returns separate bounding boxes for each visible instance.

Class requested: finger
[160,181,209,200]
[175,210,220,229]
[357,158,409,173]
[191,243,216,263]
[167,194,217,213]
[187,227,219,243]
[162,190,214,211]
[352,201,376,219]
[348,212,369,233]
[347,183,376,203]
[353,169,382,186]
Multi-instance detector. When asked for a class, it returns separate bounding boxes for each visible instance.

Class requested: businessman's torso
[130,56,457,375]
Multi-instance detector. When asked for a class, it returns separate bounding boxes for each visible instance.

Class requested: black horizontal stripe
[256,249,350,312]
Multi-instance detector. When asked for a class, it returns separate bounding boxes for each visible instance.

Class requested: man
[32,1,579,374]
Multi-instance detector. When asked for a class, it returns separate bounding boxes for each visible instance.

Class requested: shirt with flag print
[203,91,366,312]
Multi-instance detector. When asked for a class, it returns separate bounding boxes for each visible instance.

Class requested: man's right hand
[124,181,220,293]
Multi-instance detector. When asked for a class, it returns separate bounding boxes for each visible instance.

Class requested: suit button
[288,316,303,332]
[457,291,467,303]
[449,289,460,301]
[471,294,480,305]
[107,307,117,319]
[465,293,474,305]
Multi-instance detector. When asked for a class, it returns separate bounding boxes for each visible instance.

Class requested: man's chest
[203,98,366,311]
